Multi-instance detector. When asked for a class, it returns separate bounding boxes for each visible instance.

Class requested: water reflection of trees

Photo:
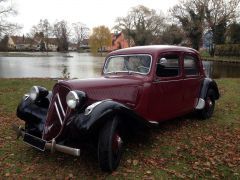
[213,62,240,78]
[61,65,70,79]
[203,61,240,79]
[93,58,105,77]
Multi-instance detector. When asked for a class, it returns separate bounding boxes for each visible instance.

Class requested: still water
[0,52,239,78]
[0,52,105,78]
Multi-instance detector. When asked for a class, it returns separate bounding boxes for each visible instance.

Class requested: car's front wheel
[98,116,123,172]
[199,89,215,119]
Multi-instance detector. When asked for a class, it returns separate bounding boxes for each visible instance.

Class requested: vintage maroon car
[14,45,219,172]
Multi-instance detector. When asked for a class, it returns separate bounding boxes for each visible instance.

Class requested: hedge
[215,44,240,56]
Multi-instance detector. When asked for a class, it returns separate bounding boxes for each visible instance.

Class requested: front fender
[68,100,149,137]
[16,92,52,136]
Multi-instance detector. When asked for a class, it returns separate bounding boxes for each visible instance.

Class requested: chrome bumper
[12,124,80,156]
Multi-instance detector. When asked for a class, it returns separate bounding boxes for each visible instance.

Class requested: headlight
[66,90,86,109]
[29,86,48,101]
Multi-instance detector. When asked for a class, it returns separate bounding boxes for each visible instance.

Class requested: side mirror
[159,58,167,65]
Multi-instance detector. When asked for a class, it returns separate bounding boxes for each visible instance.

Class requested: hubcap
[112,133,123,154]
[206,98,213,109]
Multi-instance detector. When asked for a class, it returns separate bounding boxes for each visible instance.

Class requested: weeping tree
[89,25,111,56]
[114,5,166,46]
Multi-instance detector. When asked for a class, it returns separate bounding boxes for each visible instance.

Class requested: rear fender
[195,78,220,110]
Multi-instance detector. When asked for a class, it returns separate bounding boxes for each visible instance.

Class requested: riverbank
[202,56,240,63]
[0,52,76,57]
[0,52,55,57]
[0,78,239,178]
[1,51,240,62]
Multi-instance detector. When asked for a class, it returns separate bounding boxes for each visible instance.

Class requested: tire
[98,116,123,172]
[199,89,215,119]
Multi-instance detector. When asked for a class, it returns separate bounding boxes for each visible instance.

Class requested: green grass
[0,78,55,114]
[0,78,240,178]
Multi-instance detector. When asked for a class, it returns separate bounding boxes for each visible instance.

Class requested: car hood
[59,76,143,107]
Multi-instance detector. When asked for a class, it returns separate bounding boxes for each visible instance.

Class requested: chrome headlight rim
[66,90,85,109]
[29,86,39,101]
[29,86,48,101]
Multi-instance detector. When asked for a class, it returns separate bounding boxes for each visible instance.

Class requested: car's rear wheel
[98,116,123,172]
[199,89,215,119]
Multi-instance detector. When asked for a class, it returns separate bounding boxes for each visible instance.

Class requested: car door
[149,52,184,121]
[182,53,203,112]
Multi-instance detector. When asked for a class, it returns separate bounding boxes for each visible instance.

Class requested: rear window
[184,55,199,76]
[156,54,180,77]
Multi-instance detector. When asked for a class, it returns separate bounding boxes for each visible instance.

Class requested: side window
[184,55,199,76]
[156,54,180,77]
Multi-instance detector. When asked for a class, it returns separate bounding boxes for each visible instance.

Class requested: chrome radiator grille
[43,84,70,141]
[54,93,66,125]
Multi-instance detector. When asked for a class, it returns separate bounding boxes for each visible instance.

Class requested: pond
[203,61,240,79]
[0,52,239,79]
[0,52,105,78]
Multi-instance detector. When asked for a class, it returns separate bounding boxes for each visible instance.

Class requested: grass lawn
[0,78,239,179]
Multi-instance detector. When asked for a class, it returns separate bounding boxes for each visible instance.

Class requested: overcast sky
[10,0,179,34]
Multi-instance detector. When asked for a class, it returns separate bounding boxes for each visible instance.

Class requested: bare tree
[171,0,240,51]
[29,20,53,52]
[38,19,52,53]
[72,22,89,50]
[204,0,240,54]
[114,5,166,46]
[171,0,205,50]
[0,0,21,38]
[53,20,70,52]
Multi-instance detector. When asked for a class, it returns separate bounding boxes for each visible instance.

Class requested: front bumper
[12,124,80,156]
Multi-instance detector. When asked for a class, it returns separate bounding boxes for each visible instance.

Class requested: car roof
[107,45,198,57]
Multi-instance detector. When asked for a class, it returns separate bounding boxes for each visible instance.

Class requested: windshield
[104,55,152,75]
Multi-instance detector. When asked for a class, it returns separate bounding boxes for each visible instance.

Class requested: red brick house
[108,32,130,51]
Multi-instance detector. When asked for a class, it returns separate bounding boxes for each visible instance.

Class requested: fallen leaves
[133,159,138,166]
[0,78,240,178]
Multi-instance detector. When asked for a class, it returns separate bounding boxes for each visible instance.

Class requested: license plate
[23,133,46,151]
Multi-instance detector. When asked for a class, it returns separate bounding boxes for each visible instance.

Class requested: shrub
[215,44,240,56]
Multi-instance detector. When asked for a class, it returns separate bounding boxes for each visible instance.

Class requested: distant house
[7,35,58,51]
[8,35,37,50]
[80,39,89,49]
[107,32,130,51]
[7,36,15,50]
[44,38,58,51]
[68,43,78,51]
